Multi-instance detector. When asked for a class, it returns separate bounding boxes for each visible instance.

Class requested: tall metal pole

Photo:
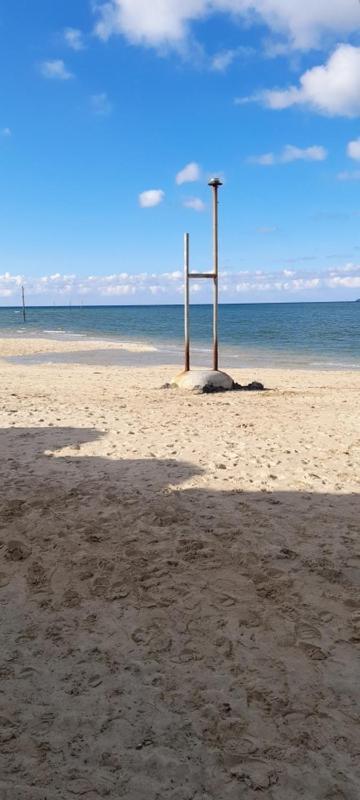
[184,232,190,372]
[21,285,26,323]
[208,178,222,371]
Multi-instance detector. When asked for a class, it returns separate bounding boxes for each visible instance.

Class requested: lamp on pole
[208,178,222,371]
[174,175,234,390]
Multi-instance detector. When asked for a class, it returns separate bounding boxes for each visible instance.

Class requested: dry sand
[0,337,359,799]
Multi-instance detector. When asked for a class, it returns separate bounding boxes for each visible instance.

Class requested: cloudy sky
[0,0,359,304]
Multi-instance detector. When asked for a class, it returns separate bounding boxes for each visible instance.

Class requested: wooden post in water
[21,286,26,323]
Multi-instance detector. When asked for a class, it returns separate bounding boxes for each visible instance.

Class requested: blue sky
[1,0,360,305]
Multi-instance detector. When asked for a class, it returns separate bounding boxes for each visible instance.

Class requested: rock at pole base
[171,369,234,392]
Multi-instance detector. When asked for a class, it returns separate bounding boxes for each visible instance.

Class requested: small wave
[42,330,85,337]
[191,347,212,353]
[310,361,360,368]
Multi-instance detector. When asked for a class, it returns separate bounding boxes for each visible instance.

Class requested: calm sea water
[0,303,359,369]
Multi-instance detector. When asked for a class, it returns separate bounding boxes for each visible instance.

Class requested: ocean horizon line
[1,298,359,310]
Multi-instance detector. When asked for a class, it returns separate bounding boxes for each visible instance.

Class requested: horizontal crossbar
[187,272,216,279]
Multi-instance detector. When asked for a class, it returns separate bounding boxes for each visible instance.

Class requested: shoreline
[1,334,360,371]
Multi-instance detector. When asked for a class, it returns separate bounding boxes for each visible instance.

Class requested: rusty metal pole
[208,178,222,371]
[21,285,26,323]
[184,232,190,372]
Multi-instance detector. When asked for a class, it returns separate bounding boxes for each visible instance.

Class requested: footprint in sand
[230,761,279,791]
[299,642,328,660]
[350,611,360,642]
[62,588,81,608]
[131,626,173,654]
[295,622,322,642]
[26,560,48,590]
[5,539,31,561]
[107,581,129,601]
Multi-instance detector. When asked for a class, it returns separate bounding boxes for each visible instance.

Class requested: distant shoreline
[1,335,360,372]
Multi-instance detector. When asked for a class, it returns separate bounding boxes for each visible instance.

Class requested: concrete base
[171,369,234,392]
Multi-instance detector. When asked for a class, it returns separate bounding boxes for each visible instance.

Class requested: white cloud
[64,28,85,51]
[94,0,206,45]
[0,271,23,297]
[328,275,360,289]
[93,1,360,52]
[2,262,360,302]
[149,284,166,296]
[248,152,275,166]
[101,284,136,296]
[176,162,201,185]
[230,0,360,50]
[249,144,327,165]
[1,127,11,137]
[211,45,254,71]
[183,197,206,211]
[138,189,165,207]
[347,137,360,161]
[40,60,73,80]
[190,282,202,294]
[281,145,328,162]
[90,93,112,115]
[255,45,360,118]
[337,170,360,181]
[211,49,237,72]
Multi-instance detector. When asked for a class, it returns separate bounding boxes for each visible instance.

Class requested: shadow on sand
[0,426,359,800]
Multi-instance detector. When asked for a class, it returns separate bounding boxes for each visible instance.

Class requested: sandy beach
[0,336,359,799]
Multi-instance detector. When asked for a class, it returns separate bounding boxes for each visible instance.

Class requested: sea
[0,302,359,370]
